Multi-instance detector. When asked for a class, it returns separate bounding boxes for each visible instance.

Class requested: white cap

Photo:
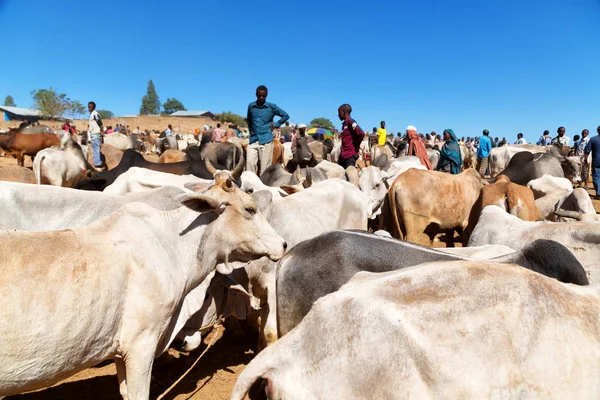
[407,125,417,132]
[298,124,307,129]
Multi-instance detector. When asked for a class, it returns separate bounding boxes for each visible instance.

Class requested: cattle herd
[0,125,599,399]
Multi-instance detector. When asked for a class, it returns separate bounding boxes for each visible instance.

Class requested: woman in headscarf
[406,126,431,169]
[437,129,462,174]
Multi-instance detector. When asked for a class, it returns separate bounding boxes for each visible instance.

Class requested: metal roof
[170,110,213,117]
[0,106,42,117]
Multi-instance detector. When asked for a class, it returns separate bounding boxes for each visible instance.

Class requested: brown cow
[158,149,187,163]
[0,165,36,184]
[0,129,60,166]
[272,139,284,165]
[388,168,483,246]
[466,175,541,237]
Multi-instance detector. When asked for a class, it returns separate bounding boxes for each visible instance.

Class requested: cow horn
[553,209,583,221]
[302,168,312,189]
[294,166,303,182]
[231,155,245,181]
[205,157,217,176]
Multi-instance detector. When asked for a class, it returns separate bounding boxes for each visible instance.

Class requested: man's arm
[96,113,105,135]
[271,104,289,128]
[246,104,253,134]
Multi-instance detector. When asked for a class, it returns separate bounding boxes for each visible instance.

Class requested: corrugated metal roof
[170,110,213,117]
[0,106,42,117]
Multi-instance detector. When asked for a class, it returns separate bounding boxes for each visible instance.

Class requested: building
[0,106,42,123]
[170,110,214,119]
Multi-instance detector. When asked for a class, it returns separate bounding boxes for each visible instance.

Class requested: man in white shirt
[552,126,570,146]
[165,124,173,136]
[515,133,527,145]
[87,101,104,168]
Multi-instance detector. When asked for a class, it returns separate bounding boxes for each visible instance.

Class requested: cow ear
[184,181,212,192]
[179,193,227,213]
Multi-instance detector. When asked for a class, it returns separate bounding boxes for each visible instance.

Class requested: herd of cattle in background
[0,123,599,399]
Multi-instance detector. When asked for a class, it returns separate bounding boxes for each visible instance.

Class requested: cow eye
[375,183,381,188]
[245,207,257,215]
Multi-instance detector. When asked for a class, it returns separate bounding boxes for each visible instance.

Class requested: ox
[528,175,595,221]
[102,167,213,194]
[389,168,483,246]
[158,149,187,163]
[488,145,545,177]
[74,149,229,191]
[33,140,94,187]
[498,151,581,185]
[469,205,600,283]
[232,261,599,400]
[0,165,36,184]
[0,175,285,399]
[103,133,146,152]
[0,129,60,166]
[276,230,587,337]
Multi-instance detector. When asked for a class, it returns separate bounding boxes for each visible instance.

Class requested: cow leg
[404,216,432,247]
[115,356,129,400]
[123,336,157,400]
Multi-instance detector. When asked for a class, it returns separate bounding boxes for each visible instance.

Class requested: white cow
[103,133,137,151]
[0,176,285,399]
[469,205,600,283]
[231,261,600,399]
[313,160,346,180]
[240,171,288,198]
[0,181,184,231]
[33,141,91,187]
[488,145,546,177]
[180,179,370,349]
[103,167,213,194]
[282,142,293,167]
[528,175,595,221]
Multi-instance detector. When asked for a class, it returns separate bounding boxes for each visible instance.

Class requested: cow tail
[388,181,404,240]
[232,144,237,171]
[35,155,45,185]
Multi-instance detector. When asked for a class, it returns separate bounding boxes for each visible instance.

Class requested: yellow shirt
[377,128,387,145]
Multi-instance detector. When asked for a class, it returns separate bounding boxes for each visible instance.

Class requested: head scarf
[437,129,462,174]
[407,129,432,170]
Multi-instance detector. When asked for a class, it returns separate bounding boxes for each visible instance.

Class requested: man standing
[337,104,365,168]
[515,133,527,145]
[585,126,600,199]
[537,130,552,145]
[476,129,493,178]
[377,121,387,146]
[246,85,289,175]
[87,101,104,168]
[165,124,173,136]
[577,129,591,188]
[291,124,306,157]
[281,122,292,142]
[212,123,223,142]
[552,126,570,146]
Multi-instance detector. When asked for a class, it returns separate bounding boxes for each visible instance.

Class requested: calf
[33,140,95,187]
[0,129,60,166]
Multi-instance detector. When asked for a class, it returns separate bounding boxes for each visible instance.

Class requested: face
[256,90,267,106]
[338,108,345,121]
[444,132,451,141]
[381,122,386,128]
[87,104,94,112]
[583,130,589,138]
[558,127,565,136]
[299,127,306,135]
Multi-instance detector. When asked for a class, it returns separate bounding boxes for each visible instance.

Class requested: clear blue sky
[1,0,599,143]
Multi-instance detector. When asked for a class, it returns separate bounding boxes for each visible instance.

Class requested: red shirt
[340,116,365,159]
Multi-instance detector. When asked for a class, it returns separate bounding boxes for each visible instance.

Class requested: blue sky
[1,0,599,143]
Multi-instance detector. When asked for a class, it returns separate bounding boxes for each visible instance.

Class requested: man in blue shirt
[476,129,493,178]
[246,85,289,175]
[585,126,600,199]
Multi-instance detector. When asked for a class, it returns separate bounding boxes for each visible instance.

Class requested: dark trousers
[338,155,358,169]
[592,165,600,196]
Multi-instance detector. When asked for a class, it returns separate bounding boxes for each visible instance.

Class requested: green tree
[97,110,114,120]
[139,79,160,115]
[162,98,186,115]
[31,87,70,119]
[310,117,334,130]
[65,100,86,119]
[4,95,16,107]
[214,111,247,127]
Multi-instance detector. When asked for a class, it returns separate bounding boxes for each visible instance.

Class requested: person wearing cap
[406,125,431,169]
[476,129,493,178]
[291,124,307,156]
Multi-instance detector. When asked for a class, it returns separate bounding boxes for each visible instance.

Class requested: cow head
[179,174,287,274]
[558,156,582,184]
[279,167,313,195]
[294,134,315,166]
[358,166,387,219]
[205,155,244,187]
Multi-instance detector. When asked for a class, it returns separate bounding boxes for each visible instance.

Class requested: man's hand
[270,123,275,132]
